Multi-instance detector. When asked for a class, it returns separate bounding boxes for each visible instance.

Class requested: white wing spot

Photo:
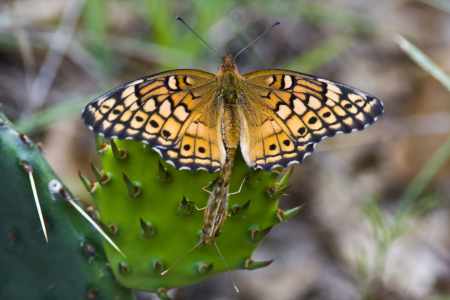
[277,104,291,120]
[122,86,135,99]
[173,105,189,121]
[308,96,322,110]
[130,79,144,86]
[124,92,138,107]
[168,76,178,90]
[143,98,157,112]
[159,100,172,118]
[283,75,292,89]
[349,93,364,102]
[293,99,307,115]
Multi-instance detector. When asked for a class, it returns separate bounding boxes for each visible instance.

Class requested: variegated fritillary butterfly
[82,54,384,243]
[82,56,383,173]
[81,20,383,290]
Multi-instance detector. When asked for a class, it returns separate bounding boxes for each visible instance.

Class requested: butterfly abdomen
[201,147,237,244]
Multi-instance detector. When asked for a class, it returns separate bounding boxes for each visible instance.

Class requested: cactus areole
[81,20,383,294]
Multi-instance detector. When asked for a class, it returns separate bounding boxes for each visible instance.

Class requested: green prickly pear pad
[89,138,298,293]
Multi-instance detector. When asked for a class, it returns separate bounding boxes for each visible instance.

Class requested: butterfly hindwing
[156,102,226,173]
[238,99,315,171]
[242,70,384,146]
[82,70,225,172]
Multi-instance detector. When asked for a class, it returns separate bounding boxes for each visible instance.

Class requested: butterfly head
[218,55,240,77]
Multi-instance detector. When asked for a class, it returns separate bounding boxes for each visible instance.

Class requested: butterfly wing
[82,70,225,173]
[238,98,316,171]
[239,70,384,170]
[155,96,226,172]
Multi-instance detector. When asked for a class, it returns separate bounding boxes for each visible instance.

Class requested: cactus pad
[87,137,301,293]
[0,109,134,300]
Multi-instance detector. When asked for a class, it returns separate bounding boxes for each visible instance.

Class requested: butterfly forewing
[238,69,383,170]
[82,70,226,173]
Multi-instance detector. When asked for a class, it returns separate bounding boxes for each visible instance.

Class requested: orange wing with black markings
[82,70,225,173]
[238,69,383,171]
[83,60,383,173]
[238,96,316,171]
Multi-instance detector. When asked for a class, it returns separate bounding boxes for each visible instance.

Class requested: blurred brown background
[1,0,450,299]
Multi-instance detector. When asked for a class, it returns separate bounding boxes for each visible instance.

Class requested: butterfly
[82,55,383,174]
[82,20,383,290]
[82,53,384,243]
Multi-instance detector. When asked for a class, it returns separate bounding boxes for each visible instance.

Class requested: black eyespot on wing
[162,130,170,138]
[308,117,318,125]
[283,140,290,146]
[150,120,159,128]
[112,109,120,115]
[298,127,306,135]
[183,144,190,151]
[136,116,144,122]
[322,112,331,118]
[269,144,276,150]
[198,147,206,153]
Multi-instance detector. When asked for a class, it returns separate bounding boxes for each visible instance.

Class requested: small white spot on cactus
[48,179,63,195]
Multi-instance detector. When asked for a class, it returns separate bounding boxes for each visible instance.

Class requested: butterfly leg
[202,187,212,196]
[228,174,250,197]
[192,202,207,211]
[202,180,216,195]
[195,184,215,211]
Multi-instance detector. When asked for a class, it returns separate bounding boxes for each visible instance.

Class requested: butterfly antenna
[161,239,203,275]
[214,239,239,293]
[176,17,222,59]
[234,21,281,60]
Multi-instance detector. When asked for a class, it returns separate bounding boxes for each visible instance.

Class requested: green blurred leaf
[395,136,450,217]
[83,0,114,69]
[259,2,378,35]
[280,35,354,73]
[395,35,450,218]
[15,94,95,134]
[396,35,450,91]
